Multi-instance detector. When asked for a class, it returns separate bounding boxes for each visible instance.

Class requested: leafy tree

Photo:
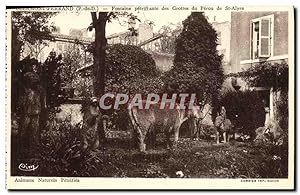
[60,43,95,99]
[11,11,56,66]
[158,23,182,54]
[11,11,56,113]
[60,44,81,88]
[88,12,141,97]
[61,43,91,88]
[164,12,224,111]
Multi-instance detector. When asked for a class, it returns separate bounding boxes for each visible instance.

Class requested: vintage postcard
[5,5,295,190]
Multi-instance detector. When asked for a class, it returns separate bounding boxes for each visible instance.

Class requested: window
[251,15,274,59]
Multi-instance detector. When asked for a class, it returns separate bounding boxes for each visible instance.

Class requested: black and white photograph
[5,5,295,190]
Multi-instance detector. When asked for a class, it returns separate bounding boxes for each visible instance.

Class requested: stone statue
[19,72,45,154]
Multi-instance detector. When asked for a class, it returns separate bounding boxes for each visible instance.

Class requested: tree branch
[91,12,97,23]
[106,12,114,21]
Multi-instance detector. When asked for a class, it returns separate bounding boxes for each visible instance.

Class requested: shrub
[228,61,289,131]
[38,119,102,176]
[103,44,162,131]
[217,90,265,138]
[277,91,288,131]
[105,44,159,94]
[164,12,224,109]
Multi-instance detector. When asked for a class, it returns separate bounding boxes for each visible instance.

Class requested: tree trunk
[92,13,107,98]
[91,12,108,142]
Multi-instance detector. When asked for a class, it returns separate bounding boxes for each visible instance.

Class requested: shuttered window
[251,15,274,59]
[259,19,272,57]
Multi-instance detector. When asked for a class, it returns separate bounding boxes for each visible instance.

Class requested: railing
[51,33,93,45]
[51,32,170,54]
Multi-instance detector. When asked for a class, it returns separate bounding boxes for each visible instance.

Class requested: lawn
[12,127,288,178]
[85,134,288,178]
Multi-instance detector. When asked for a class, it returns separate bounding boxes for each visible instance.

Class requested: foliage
[40,52,63,109]
[78,44,160,131]
[11,11,57,66]
[228,61,288,92]
[84,44,159,93]
[12,53,64,129]
[88,11,143,97]
[227,61,289,131]
[38,119,102,176]
[60,43,95,99]
[104,44,160,130]
[88,12,141,31]
[163,12,224,107]
[11,11,56,112]
[217,90,265,138]
[277,91,288,130]
[72,76,94,98]
[12,11,56,46]
[13,118,289,178]
[61,44,85,88]
[124,76,164,95]
[158,23,182,54]
[105,44,160,94]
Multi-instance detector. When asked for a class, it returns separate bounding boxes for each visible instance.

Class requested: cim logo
[18,163,39,172]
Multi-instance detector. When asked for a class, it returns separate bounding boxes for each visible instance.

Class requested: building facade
[230,11,288,73]
[229,11,289,125]
[107,23,153,46]
[106,23,175,72]
[212,21,231,74]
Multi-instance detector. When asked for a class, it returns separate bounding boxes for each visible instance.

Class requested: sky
[50,10,231,37]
